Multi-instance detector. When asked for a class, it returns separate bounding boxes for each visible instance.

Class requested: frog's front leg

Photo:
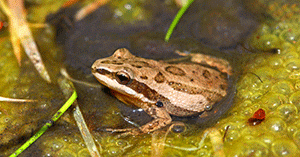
[176,50,232,75]
[106,104,172,136]
[139,105,172,133]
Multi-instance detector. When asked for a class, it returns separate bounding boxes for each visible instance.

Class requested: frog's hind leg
[175,50,232,75]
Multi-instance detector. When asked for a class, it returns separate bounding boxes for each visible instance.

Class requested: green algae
[219,5,300,156]
[26,1,300,156]
[2,1,300,157]
[0,39,19,96]
[0,38,20,144]
[26,0,69,23]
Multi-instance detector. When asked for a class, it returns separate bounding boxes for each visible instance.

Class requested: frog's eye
[115,71,131,85]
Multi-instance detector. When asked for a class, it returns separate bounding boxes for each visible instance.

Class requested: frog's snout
[91,66,97,73]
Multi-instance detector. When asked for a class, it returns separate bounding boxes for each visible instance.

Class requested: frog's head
[92,48,161,106]
[91,48,137,95]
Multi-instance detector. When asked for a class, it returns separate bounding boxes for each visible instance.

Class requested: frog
[91,48,232,135]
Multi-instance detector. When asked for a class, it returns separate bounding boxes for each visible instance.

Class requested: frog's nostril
[91,67,97,73]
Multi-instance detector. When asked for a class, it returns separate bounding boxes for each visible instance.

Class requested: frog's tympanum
[91,48,232,135]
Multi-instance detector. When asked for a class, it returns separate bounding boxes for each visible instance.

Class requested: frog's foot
[105,128,132,133]
[105,128,142,137]
[175,50,232,75]
[138,105,172,133]
[104,106,172,136]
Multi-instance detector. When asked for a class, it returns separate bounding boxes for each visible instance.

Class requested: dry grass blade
[60,68,102,88]
[63,0,81,8]
[58,77,101,157]
[151,122,182,157]
[73,105,101,157]
[28,23,48,28]
[75,0,110,21]
[174,0,188,7]
[0,0,21,65]
[0,96,36,102]
[9,25,22,65]
[199,128,225,157]
[2,0,51,82]
[163,127,225,156]
[151,131,164,157]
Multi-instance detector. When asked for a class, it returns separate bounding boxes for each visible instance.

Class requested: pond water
[1,0,300,156]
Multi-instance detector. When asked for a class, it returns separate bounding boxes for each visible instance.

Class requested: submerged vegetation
[0,0,300,156]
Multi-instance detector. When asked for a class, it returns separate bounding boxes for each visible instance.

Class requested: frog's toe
[104,128,142,137]
[116,128,142,137]
[105,128,132,133]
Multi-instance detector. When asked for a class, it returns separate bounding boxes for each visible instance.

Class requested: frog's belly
[159,90,207,116]
[164,103,202,117]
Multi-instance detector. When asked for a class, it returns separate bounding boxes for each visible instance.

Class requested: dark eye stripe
[95,68,111,75]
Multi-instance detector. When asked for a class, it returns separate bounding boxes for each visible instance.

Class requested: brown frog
[91,48,232,135]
